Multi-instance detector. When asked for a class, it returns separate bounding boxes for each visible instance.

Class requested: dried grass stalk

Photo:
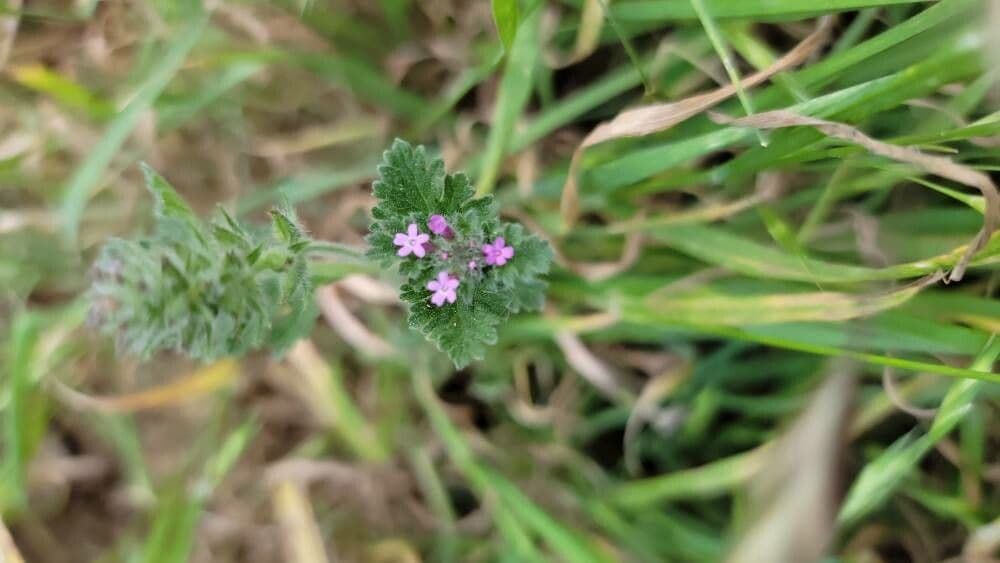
[711,109,1000,281]
[559,16,835,230]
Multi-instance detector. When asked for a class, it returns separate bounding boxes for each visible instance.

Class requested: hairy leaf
[88,167,314,360]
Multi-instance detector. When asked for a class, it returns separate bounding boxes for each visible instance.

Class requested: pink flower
[482,237,514,266]
[427,214,453,238]
[393,223,430,258]
[468,260,477,270]
[427,271,459,307]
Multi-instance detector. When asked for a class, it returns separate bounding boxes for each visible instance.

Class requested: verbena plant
[88,140,552,367]
[366,140,552,366]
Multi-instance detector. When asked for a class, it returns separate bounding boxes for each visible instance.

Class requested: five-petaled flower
[427,214,453,238]
[394,223,430,257]
[427,271,459,307]
[482,237,514,266]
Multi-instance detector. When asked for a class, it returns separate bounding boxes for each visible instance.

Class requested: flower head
[482,237,514,266]
[427,214,453,238]
[427,271,459,307]
[393,223,430,257]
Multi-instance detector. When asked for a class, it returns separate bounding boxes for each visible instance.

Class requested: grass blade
[476,5,543,196]
[838,337,1000,527]
[491,0,519,51]
[58,7,209,244]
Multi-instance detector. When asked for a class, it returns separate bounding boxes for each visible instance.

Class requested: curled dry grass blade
[711,109,1000,281]
[555,330,633,403]
[564,230,646,281]
[559,15,834,230]
[315,284,394,358]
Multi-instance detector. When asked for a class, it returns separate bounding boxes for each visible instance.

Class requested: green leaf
[508,278,546,314]
[441,172,476,214]
[403,279,505,368]
[491,0,520,51]
[141,163,197,225]
[269,202,308,245]
[494,223,553,286]
[372,138,446,218]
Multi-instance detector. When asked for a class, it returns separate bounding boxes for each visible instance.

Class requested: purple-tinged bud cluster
[392,215,516,307]
[427,214,453,238]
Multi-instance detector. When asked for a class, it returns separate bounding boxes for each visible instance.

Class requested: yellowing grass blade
[273,481,331,563]
[55,359,238,413]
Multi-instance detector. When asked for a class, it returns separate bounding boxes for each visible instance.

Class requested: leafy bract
[88,167,314,360]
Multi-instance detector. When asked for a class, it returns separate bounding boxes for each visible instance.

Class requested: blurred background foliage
[0,0,999,561]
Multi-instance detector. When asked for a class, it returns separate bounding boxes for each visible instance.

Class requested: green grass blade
[0,313,40,513]
[613,0,940,22]
[647,224,996,283]
[609,448,767,507]
[491,0,519,51]
[140,421,255,563]
[414,372,612,563]
[475,5,543,196]
[58,7,209,244]
[838,337,1000,526]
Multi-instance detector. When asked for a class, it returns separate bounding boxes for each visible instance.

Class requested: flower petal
[428,214,447,234]
[445,290,457,304]
[430,292,446,306]
[407,223,419,237]
[415,233,430,244]
[393,233,409,245]
[413,244,426,258]
[397,246,412,257]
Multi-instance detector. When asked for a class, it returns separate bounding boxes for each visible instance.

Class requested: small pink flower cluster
[392,215,515,307]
